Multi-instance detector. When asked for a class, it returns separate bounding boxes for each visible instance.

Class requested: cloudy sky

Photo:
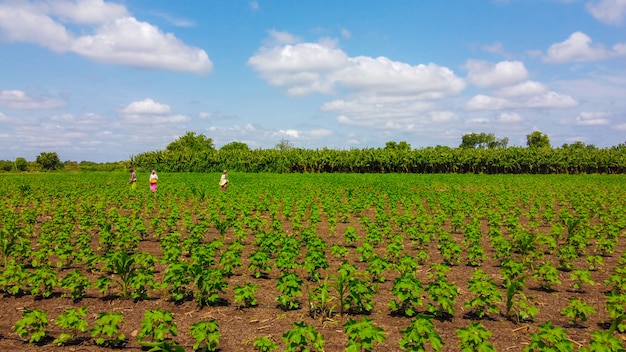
[1,0,625,162]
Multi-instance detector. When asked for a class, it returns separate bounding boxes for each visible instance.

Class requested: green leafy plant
[398,315,444,351]
[579,330,626,352]
[253,336,279,351]
[426,265,458,318]
[344,317,386,352]
[192,266,229,307]
[560,298,596,327]
[282,321,325,352]
[248,249,272,278]
[307,278,336,320]
[137,308,181,350]
[53,307,88,346]
[14,308,49,343]
[190,319,220,351]
[463,269,502,319]
[388,272,424,317]
[90,312,126,347]
[276,271,303,310]
[27,265,58,298]
[59,269,90,300]
[456,322,496,352]
[570,269,595,292]
[234,282,258,308]
[524,321,574,352]
[533,261,561,291]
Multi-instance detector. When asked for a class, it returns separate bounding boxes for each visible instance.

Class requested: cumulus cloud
[249,32,466,129]
[497,112,523,122]
[576,111,611,125]
[586,0,626,25]
[120,98,171,115]
[466,92,577,110]
[464,60,528,88]
[0,90,65,109]
[543,31,626,63]
[0,0,212,74]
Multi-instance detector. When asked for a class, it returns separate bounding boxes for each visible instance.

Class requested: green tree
[36,152,63,171]
[15,157,28,171]
[460,132,508,149]
[385,141,411,151]
[220,141,249,152]
[166,131,215,153]
[526,131,551,149]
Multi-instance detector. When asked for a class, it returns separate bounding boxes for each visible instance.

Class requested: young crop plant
[343,317,386,352]
[388,272,424,317]
[95,250,156,300]
[560,298,596,327]
[557,244,579,271]
[307,278,336,321]
[137,308,182,350]
[398,315,444,351]
[533,261,561,291]
[190,319,220,351]
[248,249,272,278]
[456,322,496,352]
[253,336,279,351]
[219,244,243,276]
[504,274,538,322]
[395,254,419,275]
[330,244,349,259]
[437,237,462,266]
[60,269,90,300]
[163,261,193,303]
[466,242,486,267]
[53,307,88,346]
[605,291,626,333]
[570,269,595,292]
[366,254,390,283]
[276,271,303,310]
[524,321,574,352]
[343,226,359,246]
[282,321,325,352]
[27,264,58,298]
[234,282,258,308]
[192,266,229,307]
[385,234,405,263]
[90,312,125,347]
[463,269,502,319]
[14,308,49,343]
[426,264,458,318]
[579,330,626,352]
[303,248,329,282]
[605,265,626,294]
[355,242,375,262]
[586,255,604,271]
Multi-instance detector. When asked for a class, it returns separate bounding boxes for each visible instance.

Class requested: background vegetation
[3,131,626,174]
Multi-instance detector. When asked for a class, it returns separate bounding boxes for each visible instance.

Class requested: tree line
[130,131,626,174]
[3,131,625,174]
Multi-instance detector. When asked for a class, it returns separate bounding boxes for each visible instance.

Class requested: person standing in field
[219,170,228,192]
[149,170,158,193]
[128,168,137,190]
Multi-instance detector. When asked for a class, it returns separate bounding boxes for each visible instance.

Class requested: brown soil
[0,192,625,352]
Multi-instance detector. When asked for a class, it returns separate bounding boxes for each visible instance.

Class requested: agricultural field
[0,172,625,351]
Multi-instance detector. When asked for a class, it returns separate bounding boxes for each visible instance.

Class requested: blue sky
[1,0,625,162]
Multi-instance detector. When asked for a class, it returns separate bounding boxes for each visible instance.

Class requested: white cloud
[466,92,577,110]
[494,81,548,97]
[543,31,626,63]
[0,1,212,74]
[0,90,65,109]
[497,112,523,122]
[586,0,626,25]
[120,98,171,115]
[336,57,466,98]
[47,0,128,24]
[576,111,611,125]
[464,60,528,88]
